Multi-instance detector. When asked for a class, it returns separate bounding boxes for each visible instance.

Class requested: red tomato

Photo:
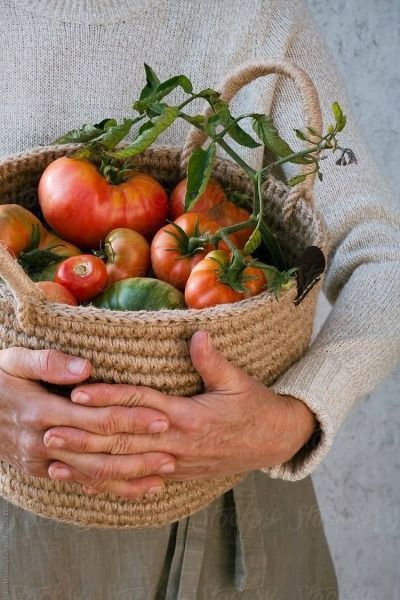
[170,178,254,248]
[151,213,229,290]
[170,178,227,221]
[38,157,169,248]
[185,250,266,309]
[103,228,150,285]
[54,254,108,301]
[35,281,78,306]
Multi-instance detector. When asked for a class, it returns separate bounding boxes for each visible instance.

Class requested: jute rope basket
[0,60,327,528]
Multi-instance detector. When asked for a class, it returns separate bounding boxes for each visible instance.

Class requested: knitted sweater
[1,0,399,481]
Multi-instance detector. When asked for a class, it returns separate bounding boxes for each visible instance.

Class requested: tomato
[170,178,254,248]
[38,157,169,248]
[170,178,227,221]
[93,277,185,311]
[102,228,150,286]
[36,281,78,306]
[55,255,108,302]
[0,204,81,279]
[185,250,266,309]
[151,212,229,290]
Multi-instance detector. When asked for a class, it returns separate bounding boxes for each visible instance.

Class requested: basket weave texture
[0,61,327,528]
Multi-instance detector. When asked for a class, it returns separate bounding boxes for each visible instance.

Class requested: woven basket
[0,60,327,528]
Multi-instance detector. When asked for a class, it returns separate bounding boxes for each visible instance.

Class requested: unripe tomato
[103,228,150,286]
[39,157,169,248]
[55,255,108,302]
[35,281,78,306]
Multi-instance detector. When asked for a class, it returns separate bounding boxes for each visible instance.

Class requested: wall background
[306,1,400,599]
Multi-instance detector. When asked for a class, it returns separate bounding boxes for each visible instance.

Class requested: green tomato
[93,277,186,311]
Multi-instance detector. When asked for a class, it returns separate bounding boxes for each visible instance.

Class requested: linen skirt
[0,471,338,599]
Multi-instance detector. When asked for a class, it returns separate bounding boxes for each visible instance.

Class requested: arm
[261,2,400,480]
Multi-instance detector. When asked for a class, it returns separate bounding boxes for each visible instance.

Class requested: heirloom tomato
[36,281,78,306]
[55,255,108,302]
[93,277,185,311]
[102,228,150,286]
[185,250,266,309]
[170,178,254,248]
[38,157,169,248]
[151,212,230,291]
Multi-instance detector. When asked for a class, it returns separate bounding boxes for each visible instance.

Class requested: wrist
[278,394,319,462]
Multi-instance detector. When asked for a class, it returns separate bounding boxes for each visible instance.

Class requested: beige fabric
[0,0,399,485]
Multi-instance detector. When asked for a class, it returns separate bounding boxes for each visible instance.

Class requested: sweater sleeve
[259,2,400,481]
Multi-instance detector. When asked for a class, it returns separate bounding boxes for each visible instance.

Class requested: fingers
[43,427,161,455]
[71,383,176,413]
[46,450,176,482]
[190,331,244,392]
[48,462,164,499]
[0,347,91,384]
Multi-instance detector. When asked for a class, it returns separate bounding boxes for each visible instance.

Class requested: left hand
[43,331,317,498]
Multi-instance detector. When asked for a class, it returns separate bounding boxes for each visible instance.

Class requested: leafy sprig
[52,64,356,295]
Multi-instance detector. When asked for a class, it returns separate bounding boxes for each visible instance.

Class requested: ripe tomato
[151,213,227,290]
[0,204,80,259]
[38,157,169,248]
[54,255,108,302]
[185,250,266,309]
[170,178,227,221]
[170,178,254,248]
[35,281,78,306]
[103,228,150,286]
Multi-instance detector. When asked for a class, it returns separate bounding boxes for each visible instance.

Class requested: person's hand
[44,332,317,498]
[0,347,174,497]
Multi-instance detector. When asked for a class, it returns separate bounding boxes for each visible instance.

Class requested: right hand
[0,347,174,496]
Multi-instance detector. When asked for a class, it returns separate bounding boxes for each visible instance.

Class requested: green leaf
[197,88,221,102]
[138,121,155,135]
[209,100,260,148]
[100,118,135,149]
[109,107,179,159]
[287,173,308,187]
[139,63,161,101]
[52,123,104,144]
[243,228,262,255]
[252,115,309,164]
[183,114,205,127]
[331,102,346,132]
[294,129,307,141]
[156,74,193,97]
[184,143,216,211]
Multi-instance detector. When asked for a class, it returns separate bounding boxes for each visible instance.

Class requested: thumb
[190,330,243,392]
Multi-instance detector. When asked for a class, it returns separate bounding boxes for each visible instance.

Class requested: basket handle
[180,59,323,219]
[0,244,43,313]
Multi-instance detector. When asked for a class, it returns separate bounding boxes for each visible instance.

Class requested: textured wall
[307,1,400,599]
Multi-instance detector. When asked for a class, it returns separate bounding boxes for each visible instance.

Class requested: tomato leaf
[139,64,161,101]
[287,173,308,187]
[133,75,193,112]
[52,122,105,144]
[209,100,260,148]
[331,102,346,132]
[252,115,311,165]
[99,118,136,149]
[184,143,216,211]
[109,107,179,158]
[243,228,262,255]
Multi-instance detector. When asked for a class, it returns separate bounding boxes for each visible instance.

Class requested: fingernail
[72,391,90,404]
[159,462,175,474]
[146,485,163,496]
[68,358,88,375]
[148,420,168,434]
[50,466,71,480]
[44,434,65,449]
[83,486,98,495]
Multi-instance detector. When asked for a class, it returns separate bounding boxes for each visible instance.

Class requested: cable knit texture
[1,0,399,481]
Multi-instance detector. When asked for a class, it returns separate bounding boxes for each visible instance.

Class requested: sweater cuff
[261,352,355,481]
